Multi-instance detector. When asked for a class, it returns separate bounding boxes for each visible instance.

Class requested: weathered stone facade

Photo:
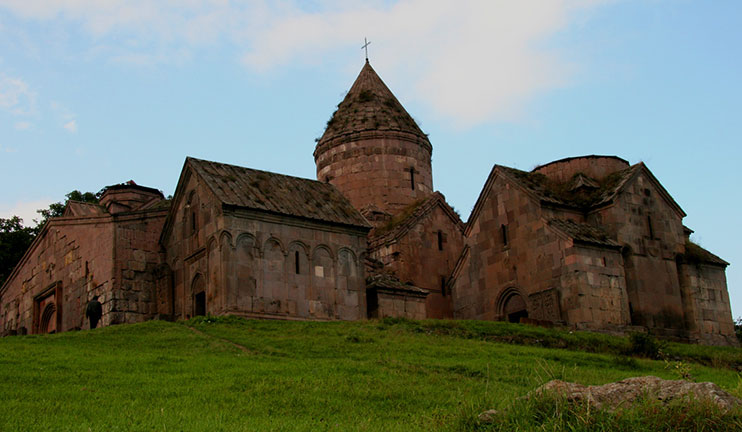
[451,156,736,345]
[0,184,168,334]
[160,158,370,321]
[0,62,734,345]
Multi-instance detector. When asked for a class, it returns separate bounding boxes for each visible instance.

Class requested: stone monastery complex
[1,61,736,345]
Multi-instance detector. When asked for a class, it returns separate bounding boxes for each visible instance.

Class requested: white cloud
[63,119,77,133]
[14,120,31,130]
[0,73,36,115]
[242,0,614,126]
[0,0,615,126]
[0,198,53,227]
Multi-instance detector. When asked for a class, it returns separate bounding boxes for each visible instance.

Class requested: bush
[626,332,663,359]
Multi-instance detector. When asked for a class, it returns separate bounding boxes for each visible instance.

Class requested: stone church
[1,61,736,345]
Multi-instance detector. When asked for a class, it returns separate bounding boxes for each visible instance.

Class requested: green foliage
[664,358,694,381]
[1,319,741,431]
[34,189,100,227]
[0,216,37,286]
[626,332,664,359]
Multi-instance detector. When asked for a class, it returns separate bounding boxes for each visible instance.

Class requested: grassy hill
[1,317,741,431]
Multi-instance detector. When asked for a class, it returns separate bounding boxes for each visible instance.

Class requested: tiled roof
[187,158,370,229]
[499,164,640,210]
[548,219,621,248]
[684,241,729,267]
[366,274,428,295]
[368,192,464,248]
[318,61,428,143]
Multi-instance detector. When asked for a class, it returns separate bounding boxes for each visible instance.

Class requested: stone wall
[559,244,630,328]
[315,132,433,216]
[164,168,369,321]
[369,200,464,318]
[374,290,426,320]
[678,262,737,345]
[110,212,169,325]
[452,174,564,321]
[0,218,113,334]
[591,170,687,332]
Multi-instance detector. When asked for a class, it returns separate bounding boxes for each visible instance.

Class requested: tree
[34,190,100,230]
[0,216,37,286]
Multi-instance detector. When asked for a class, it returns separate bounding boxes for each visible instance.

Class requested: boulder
[530,376,741,411]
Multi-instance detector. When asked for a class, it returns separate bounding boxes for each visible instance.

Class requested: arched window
[185,191,199,237]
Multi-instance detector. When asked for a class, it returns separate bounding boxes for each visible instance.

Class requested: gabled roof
[467,160,686,236]
[368,192,464,249]
[496,164,642,210]
[63,201,107,218]
[684,242,729,267]
[366,274,429,297]
[184,157,370,228]
[317,61,429,144]
[547,219,621,249]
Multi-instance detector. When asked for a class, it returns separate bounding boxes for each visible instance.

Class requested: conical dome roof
[318,61,428,144]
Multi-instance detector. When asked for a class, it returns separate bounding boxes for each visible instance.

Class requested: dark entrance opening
[502,291,528,323]
[366,289,379,319]
[194,291,206,316]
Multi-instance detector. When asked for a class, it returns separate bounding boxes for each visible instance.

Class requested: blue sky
[1,1,741,317]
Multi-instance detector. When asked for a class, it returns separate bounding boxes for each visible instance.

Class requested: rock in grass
[477,409,499,423]
[529,376,742,411]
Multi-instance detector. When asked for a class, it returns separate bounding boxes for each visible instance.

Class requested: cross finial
[362,37,371,62]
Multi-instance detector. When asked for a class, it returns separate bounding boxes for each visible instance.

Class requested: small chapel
[1,61,736,346]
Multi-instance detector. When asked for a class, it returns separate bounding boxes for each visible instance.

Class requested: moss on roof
[501,165,638,210]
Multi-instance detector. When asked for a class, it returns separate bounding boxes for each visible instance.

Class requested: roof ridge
[317,62,428,144]
[184,157,370,229]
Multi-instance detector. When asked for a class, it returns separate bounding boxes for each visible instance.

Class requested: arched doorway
[39,303,57,334]
[498,288,529,323]
[192,274,206,317]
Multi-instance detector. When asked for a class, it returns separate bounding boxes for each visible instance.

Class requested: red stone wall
[0,219,114,334]
[315,132,433,216]
[164,169,369,321]
[560,245,630,328]
[678,262,737,345]
[110,212,169,325]
[369,203,464,318]
[0,206,168,336]
[375,292,426,319]
[452,175,564,320]
[452,171,632,329]
[590,171,687,331]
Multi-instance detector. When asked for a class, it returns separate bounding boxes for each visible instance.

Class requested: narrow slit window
[191,211,197,233]
[647,215,654,239]
[501,224,508,246]
[295,251,300,274]
[409,167,415,190]
[437,230,443,251]
[440,276,447,297]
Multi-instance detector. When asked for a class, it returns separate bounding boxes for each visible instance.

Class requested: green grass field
[1,317,741,431]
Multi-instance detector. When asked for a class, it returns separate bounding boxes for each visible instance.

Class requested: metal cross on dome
[362,38,371,61]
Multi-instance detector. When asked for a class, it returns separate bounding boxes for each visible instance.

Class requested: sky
[1,1,741,317]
